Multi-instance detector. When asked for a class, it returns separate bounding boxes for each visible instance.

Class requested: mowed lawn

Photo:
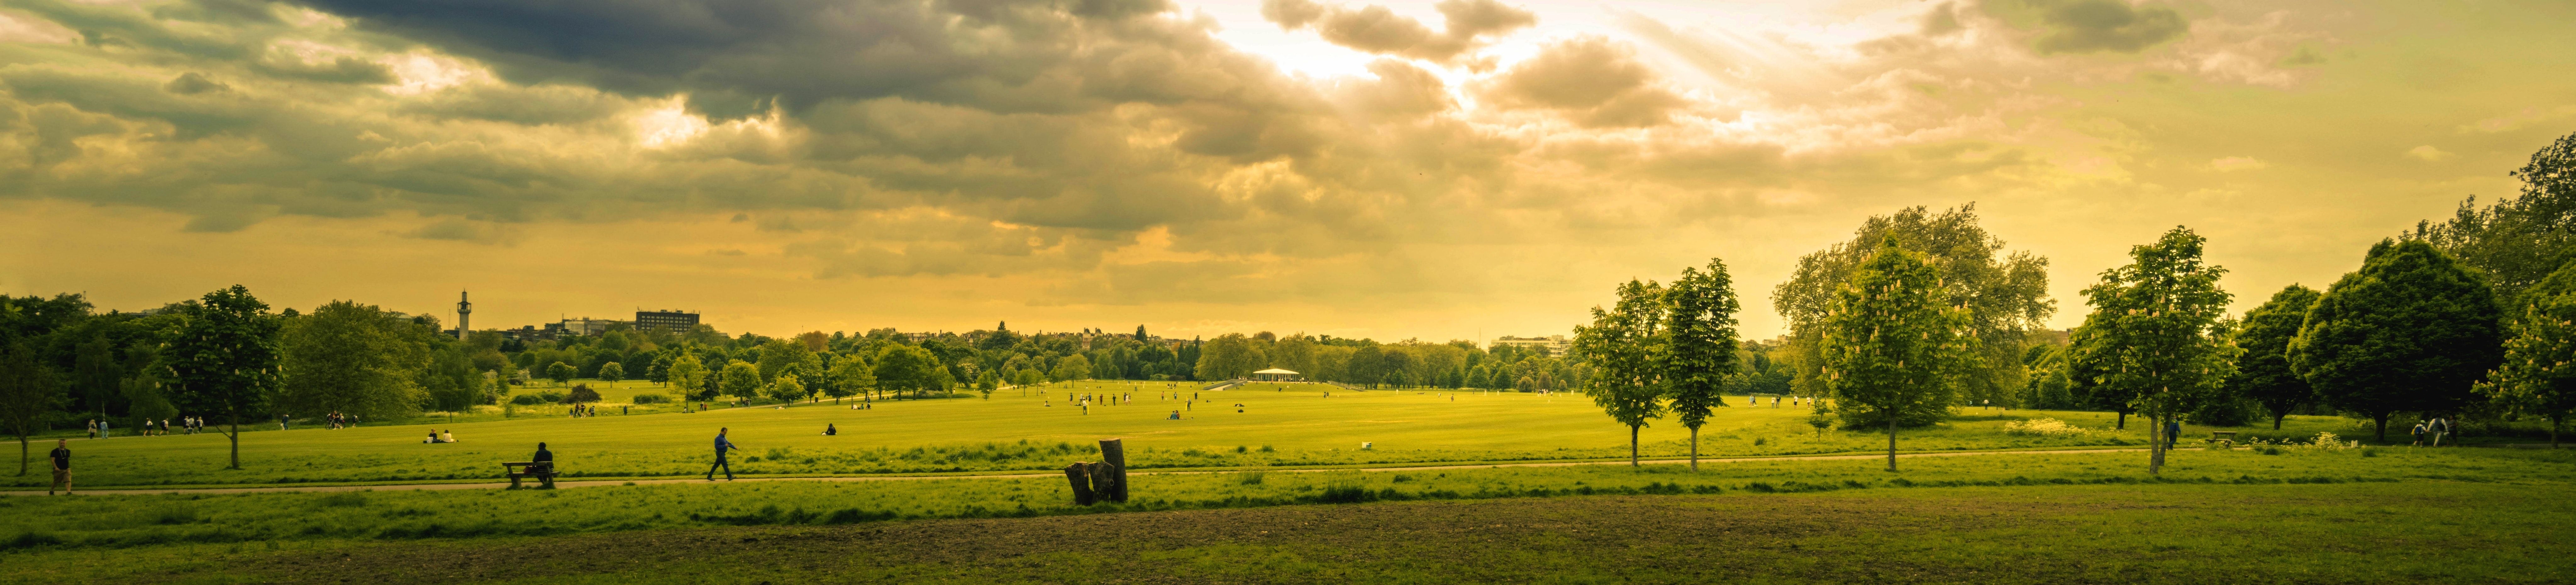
[13,380,2368,488]
[6,447,2572,583]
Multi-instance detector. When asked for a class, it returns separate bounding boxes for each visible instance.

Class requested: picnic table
[503,461,557,489]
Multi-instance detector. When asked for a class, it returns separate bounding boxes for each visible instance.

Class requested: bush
[630,394,671,405]
[510,391,565,406]
[563,384,602,404]
[2002,417,2093,438]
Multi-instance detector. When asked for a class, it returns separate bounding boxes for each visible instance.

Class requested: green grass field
[7,446,2571,582]
[9,380,2381,488]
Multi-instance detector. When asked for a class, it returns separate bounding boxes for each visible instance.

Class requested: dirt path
[7,447,2150,496]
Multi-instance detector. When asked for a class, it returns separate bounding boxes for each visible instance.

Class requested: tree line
[1562,130,2576,475]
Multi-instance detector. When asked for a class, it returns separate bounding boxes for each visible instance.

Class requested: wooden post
[1064,462,1096,505]
[1098,439,1128,503]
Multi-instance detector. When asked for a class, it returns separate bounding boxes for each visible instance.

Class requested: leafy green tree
[165,285,284,470]
[1015,368,1044,394]
[2291,239,2506,441]
[545,361,577,387]
[872,345,940,398]
[1193,334,1261,380]
[2413,130,2576,306]
[976,369,999,399]
[719,361,762,399]
[72,334,118,418]
[647,353,672,386]
[756,338,806,384]
[2068,227,2237,474]
[2231,284,2322,429]
[280,301,430,422]
[598,362,624,386]
[1774,205,2053,409]
[2478,294,2576,448]
[1663,258,1741,470]
[765,373,807,403]
[667,352,707,400]
[1573,279,1669,466]
[1822,241,1977,472]
[826,355,872,403]
[1051,354,1094,383]
[1,341,61,475]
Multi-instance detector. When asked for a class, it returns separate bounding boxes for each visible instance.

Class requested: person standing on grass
[2430,416,2451,447]
[708,428,741,481]
[2164,419,2182,450]
[86,419,97,439]
[48,439,70,495]
[2411,420,2428,446]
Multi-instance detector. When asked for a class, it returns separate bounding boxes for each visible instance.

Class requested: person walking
[86,419,97,439]
[2410,420,2428,446]
[707,428,741,481]
[2164,419,2182,450]
[2429,416,2451,447]
[47,439,70,495]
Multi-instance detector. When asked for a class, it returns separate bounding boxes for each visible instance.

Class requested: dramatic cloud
[1260,0,1534,63]
[0,0,2570,342]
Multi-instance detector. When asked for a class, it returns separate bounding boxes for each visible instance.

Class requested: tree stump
[1086,461,1119,504]
[1098,439,1129,503]
[1064,462,1097,505]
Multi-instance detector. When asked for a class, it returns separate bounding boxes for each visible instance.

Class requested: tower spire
[456,290,473,340]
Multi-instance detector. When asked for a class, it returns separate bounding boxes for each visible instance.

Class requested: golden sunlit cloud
[3,0,2573,341]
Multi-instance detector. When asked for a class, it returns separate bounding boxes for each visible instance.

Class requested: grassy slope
[7,447,2572,583]
[10,380,2378,488]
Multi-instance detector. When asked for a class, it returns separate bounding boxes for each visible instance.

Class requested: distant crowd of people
[86,417,202,438]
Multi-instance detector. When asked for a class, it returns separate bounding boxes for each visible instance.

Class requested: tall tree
[2480,293,2576,448]
[756,338,807,384]
[2231,284,2322,429]
[872,345,939,398]
[72,334,119,418]
[826,354,873,403]
[2413,130,2576,306]
[2068,227,2237,474]
[598,362,625,386]
[1572,279,1668,466]
[1821,241,1977,472]
[667,351,708,400]
[280,301,430,422]
[2291,239,2506,441]
[1663,258,1741,471]
[164,285,283,470]
[765,373,808,403]
[1774,205,2052,407]
[719,361,762,399]
[545,361,577,387]
[1051,354,1094,383]
[0,341,59,475]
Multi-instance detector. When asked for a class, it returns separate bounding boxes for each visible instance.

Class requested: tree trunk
[2551,416,2561,449]
[2374,414,2388,443]
[16,436,25,476]
[2116,411,2126,430]
[1098,439,1128,503]
[2272,413,2285,430]
[1886,417,1899,472]
[228,417,241,470]
[1063,462,1096,505]
[1628,425,1640,466]
[2147,416,2164,475]
[1689,426,1700,471]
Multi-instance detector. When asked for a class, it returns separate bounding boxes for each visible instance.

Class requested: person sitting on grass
[1168,410,1181,420]
[824,423,838,436]
[441,429,458,443]
[425,430,441,444]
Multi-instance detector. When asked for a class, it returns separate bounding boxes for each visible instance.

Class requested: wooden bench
[503,461,557,489]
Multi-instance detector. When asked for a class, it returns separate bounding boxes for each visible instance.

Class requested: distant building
[552,317,626,337]
[1491,335,1572,356]
[635,310,700,333]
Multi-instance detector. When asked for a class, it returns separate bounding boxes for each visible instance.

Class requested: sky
[1,0,2572,342]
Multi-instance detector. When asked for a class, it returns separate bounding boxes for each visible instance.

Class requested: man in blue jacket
[707,427,741,481]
